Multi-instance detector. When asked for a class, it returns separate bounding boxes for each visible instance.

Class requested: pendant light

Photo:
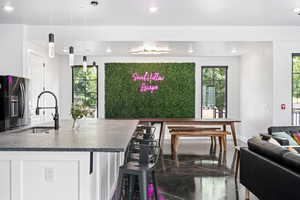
[92,61,97,73]
[69,46,74,67]
[83,56,87,72]
[48,33,55,58]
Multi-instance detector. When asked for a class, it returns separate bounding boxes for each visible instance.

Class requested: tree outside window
[292,55,300,125]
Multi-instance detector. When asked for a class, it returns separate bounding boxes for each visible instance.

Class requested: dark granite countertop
[0,119,138,152]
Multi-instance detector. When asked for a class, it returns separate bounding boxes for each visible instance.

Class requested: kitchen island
[0,119,138,200]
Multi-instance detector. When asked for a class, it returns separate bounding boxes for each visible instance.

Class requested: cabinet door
[0,161,11,200]
[0,152,90,200]
[22,160,79,200]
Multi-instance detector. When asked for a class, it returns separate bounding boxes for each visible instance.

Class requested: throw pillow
[267,137,281,146]
[272,131,298,146]
[293,133,300,145]
[287,147,299,154]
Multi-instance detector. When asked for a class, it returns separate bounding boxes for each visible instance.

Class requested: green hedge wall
[105,63,195,118]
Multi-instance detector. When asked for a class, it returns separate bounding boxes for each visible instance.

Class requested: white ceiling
[1,0,300,26]
[31,41,270,57]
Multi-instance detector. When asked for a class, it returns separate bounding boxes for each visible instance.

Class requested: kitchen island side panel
[0,152,90,200]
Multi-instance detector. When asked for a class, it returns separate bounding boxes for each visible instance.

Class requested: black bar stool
[114,142,160,200]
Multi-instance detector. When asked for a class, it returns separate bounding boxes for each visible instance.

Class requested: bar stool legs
[152,171,159,200]
[117,169,159,200]
[138,171,148,200]
[128,176,135,200]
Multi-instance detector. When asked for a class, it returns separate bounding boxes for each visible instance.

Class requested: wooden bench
[168,126,229,154]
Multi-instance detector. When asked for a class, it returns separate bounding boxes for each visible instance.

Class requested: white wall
[23,42,61,124]
[59,56,240,121]
[272,41,300,126]
[0,24,24,76]
[240,43,273,141]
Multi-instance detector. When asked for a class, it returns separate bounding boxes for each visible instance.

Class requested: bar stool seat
[118,161,158,200]
[130,153,155,163]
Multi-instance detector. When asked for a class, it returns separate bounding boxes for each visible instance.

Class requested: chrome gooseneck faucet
[36,91,59,130]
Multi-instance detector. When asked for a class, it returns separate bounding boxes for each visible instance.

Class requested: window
[72,66,98,118]
[201,66,228,119]
[292,54,300,125]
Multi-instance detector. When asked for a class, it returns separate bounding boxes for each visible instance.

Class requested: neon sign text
[132,72,165,93]
[132,72,165,82]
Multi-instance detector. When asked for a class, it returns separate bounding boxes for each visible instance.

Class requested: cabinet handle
[90,152,93,174]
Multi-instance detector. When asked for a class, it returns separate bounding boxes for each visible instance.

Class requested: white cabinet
[0,151,124,200]
[0,152,90,200]
[92,152,124,200]
[0,161,11,200]
[22,161,79,200]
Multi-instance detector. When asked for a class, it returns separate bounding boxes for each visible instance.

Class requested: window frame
[72,65,99,118]
[201,66,228,119]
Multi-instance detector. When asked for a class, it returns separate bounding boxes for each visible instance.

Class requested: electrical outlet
[45,168,55,182]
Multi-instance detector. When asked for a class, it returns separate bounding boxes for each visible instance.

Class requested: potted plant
[70,104,91,129]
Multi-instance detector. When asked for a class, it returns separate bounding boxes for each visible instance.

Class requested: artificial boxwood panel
[105,63,195,118]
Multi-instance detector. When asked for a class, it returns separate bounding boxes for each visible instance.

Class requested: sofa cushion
[282,152,300,174]
[248,137,290,164]
[268,137,281,146]
[272,132,298,146]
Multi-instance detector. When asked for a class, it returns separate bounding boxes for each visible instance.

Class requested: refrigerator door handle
[19,83,25,118]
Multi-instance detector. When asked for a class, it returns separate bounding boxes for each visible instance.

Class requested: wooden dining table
[139,118,241,148]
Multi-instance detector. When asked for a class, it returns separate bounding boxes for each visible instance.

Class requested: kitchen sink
[11,126,54,134]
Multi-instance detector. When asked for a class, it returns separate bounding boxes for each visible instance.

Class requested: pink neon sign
[132,72,165,82]
[132,72,165,93]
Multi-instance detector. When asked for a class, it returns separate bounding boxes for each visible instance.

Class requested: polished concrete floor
[155,139,259,200]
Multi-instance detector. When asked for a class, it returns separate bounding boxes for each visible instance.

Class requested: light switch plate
[44,168,55,182]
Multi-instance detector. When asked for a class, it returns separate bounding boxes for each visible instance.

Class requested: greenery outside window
[72,66,98,118]
[201,66,228,119]
[292,54,300,125]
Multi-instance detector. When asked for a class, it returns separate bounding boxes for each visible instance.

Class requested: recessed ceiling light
[106,47,112,53]
[2,4,14,12]
[231,48,237,54]
[149,6,158,13]
[294,8,300,14]
[188,49,194,53]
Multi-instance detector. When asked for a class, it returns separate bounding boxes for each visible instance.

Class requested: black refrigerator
[0,76,29,131]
